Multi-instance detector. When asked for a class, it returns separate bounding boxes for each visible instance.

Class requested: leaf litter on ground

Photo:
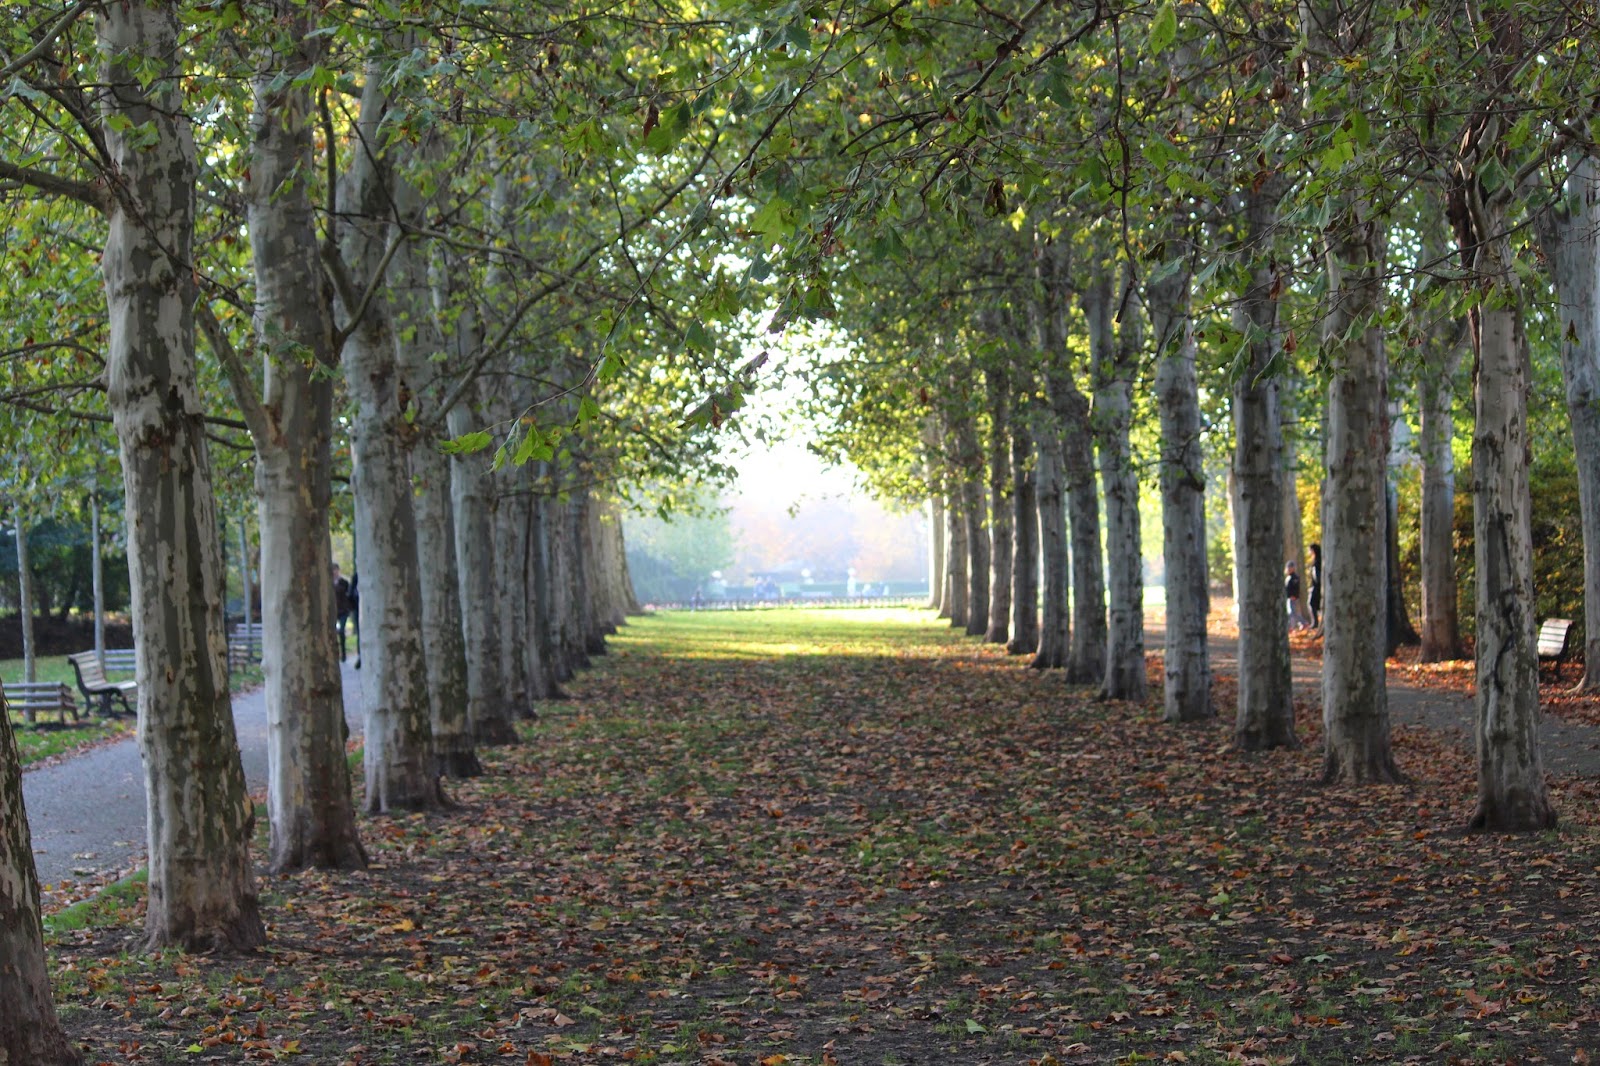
[44,608,1600,1065]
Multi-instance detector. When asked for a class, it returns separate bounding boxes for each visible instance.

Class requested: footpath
[23,658,366,899]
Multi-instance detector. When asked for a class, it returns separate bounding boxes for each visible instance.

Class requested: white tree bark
[1231,182,1298,751]
[100,0,263,951]
[240,7,366,868]
[1318,213,1399,782]
[0,702,80,1064]
[1535,156,1600,691]
[338,54,443,813]
[1091,270,1147,702]
[928,495,945,611]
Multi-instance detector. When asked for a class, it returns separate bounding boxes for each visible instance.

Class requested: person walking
[1307,542,1323,630]
[347,571,361,668]
[332,564,354,662]
[1285,560,1306,631]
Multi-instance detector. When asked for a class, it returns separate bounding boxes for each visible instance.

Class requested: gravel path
[23,657,366,893]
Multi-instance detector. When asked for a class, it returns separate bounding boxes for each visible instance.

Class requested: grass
[36,607,1600,1064]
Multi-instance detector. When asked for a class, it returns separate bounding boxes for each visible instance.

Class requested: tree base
[437,749,485,779]
[1320,750,1406,785]
[145,899,267,955]
[1467,795,1558,833]
[475,717,520,746]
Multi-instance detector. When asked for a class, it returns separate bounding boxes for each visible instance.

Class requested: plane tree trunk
[1092,268,1147,702]
[1231,179,1298,752]
[1535,155,1600,691]
[233,4,366,870]
[0,699,81,1064]
[101,0,265,950]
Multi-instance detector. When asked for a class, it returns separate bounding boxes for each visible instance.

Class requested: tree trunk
[943,489,969,629]
[438,276,517,746]
[1231,182,1298,752]
[16,514,35,701]
[1535,156,1600,690]
[1385,480,1420,653]
[984,367,1013,645]
[1091,271,1147,701]
[1318,214,1399,783]
[1008,420,1040,655]
[1055,373,1106,685]
[494,476,533,714]
[241,13,367,870]
[1454,180,1555,831]
[338,54,444,813]
[1146,254,1212,722]
[391,177,481,780]
[99,0,265,951]
[0,699,81,1065]
[1416,256,1467,661]
[1032,426,1070,669]
[91,490,106,667]
[928,494,946,612]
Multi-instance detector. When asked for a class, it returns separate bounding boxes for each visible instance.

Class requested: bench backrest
[69,652,111,686]
[1537,619,1573,658]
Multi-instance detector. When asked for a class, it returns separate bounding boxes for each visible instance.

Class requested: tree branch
[195,298,274,448]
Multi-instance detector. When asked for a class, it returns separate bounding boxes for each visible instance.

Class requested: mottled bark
[1146,252,1211,722]
[1091,271,1147,702]
[436,264,517,746]
[338,53,444,813]
[1053,366,1105,685]
[1231,181,1298,752]
[1535,156,1600,691]
[1008,420,1040,655]
[1453,177,1554,830]
[100,1,264,950]
[242,6,366,869]
[1416,275,1467,662]
[0,698,81,1064]
[392,171,480,780]
[1318,212,1399,783]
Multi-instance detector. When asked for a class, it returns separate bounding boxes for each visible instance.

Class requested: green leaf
[1149,3,1178,55]
[965,1018,988,1034]
[440,431,493,456]
[578,396,601,423]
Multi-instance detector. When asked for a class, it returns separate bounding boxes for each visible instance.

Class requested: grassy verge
[43,608,1600,1064]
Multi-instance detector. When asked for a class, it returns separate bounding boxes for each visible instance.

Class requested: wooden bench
[1538,618,1574,679]
[2,682,79,725]
[101,648,136,673]
[228,622,263,668]
[67,651,138,717]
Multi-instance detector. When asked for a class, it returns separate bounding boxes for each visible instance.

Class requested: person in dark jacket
[1307,542,1323,630]
[332,564,354,661]
[1285,560,1306,631]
